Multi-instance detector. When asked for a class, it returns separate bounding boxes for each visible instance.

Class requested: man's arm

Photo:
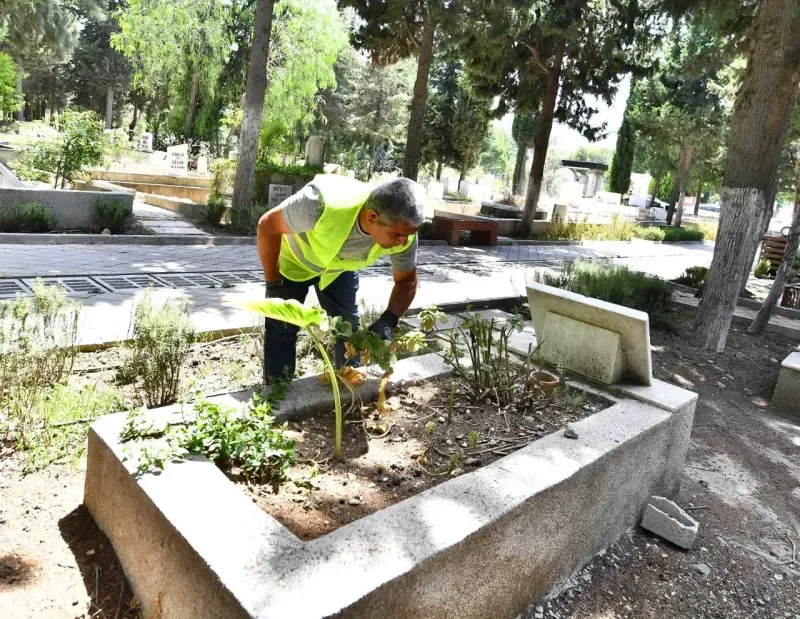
[256,208,292,282]
[387,267,418,318]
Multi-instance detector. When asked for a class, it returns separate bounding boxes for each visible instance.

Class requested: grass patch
[674,266,709,289]
[0,202,54,232]
[543,215,635,241]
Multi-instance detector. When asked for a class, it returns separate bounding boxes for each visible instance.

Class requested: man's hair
[366,178,426,227]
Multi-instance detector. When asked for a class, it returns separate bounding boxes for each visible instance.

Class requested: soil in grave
[235,377,611,540]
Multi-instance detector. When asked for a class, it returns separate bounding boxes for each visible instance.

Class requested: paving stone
[640,496,699,550]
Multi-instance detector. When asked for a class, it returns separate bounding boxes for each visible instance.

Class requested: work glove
[265,278,289,299]
[368,310,399,340]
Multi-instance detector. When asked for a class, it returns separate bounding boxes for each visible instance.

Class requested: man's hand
[265,278,288,299]
[369,310,399,340]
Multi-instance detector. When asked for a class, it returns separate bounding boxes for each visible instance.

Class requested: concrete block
[772,351,800,413]
[455,308,515,327]
[640,496,699,550]
[541,311,624,384]
[0,187,133,230]
[526,281,652,385]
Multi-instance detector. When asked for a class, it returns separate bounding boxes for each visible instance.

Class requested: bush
[534,261,673,322]
[417,220,435,239]
[444,190,470,201]
[662,227,704,242]
[203,195,228,226]
[210,158,236,197]
[632,227,665,241]
[674,266,709,289]
[94,198,133,233]
[0,202,54,232]
[543,215,635,241]
[754,259,772,279]
[120,292,196,407]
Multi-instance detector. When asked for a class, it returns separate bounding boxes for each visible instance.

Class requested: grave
[137,132,153,153]
[166,144,189,177]
[268,183,293,208]
[305,135,324,167]
[196,156,208,176]
[772,344,800,414]
[427,180,444,201]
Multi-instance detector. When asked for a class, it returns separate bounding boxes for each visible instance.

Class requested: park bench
[433,211,500,246]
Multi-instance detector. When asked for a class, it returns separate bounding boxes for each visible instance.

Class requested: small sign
[268,184,293,208]
[196,155,208,176]
[166,144,189,177]
[138,132,153,153]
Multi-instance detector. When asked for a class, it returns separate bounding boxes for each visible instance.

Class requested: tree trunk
[105,86,114,129]
[737,176,779,295]
[749,172,800,334]
[436,160,442,181]
[692,0,800,352]
[458,160,467,186]
[185,76,200,138]
[231,0,275,229]
[649,173,662,208]
[402,10,435,181]
[519,39,566,237]
[129,98,139,140]
[673,143,694,227]
[693,181,702,216]
[512,144,526,197]
[16,65,23,122]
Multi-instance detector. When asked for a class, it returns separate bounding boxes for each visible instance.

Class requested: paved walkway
[0,240,720,347]
[133,201,209,236]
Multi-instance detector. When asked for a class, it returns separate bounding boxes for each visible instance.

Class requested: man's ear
[366,209,382,226]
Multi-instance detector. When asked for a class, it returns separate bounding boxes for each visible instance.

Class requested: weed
[633,227,665,241]
[358,298,382,330]
[426,420,436,435]
[94,198,133,233]
[120,292,196,407]
[754,259,772,279]
[674,266,709,289]
[202,195,228,226]
[417,221,435,239]
[448,450,464,471]
[661,227,704,242]
[544,215,635,241]
[468,430,479,449]
[0,202,54,233]
[418,305,448,331]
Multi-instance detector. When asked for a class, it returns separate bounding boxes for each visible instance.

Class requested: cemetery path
[132,200,209,236]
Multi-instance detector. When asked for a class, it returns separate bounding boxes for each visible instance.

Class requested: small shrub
[0,202,54,232]
[534,261,673,322]
[662,227,704,242]
[120,292,196,407]
[202,195,228,226]
[444,190,470,201]
[754,259,772,279]
[542,215,635,241]
[210,158,236,197]
[94,198,132,233]
[417,220,435,239]
[633,227,665,241]
[674,266,709,289]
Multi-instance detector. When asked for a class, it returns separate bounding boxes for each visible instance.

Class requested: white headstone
[458,180,472,196]
[305,136,324,167]
[441,177,451,194]
[196,156,208,176]
[166,144,189,177]
[138,132,153,153]
[427,181,443,201]
[268,184,293,208]
[228,150,238,161]
[552,204,568,223]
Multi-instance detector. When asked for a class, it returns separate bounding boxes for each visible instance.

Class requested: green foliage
[567,145,614,166]
[210,158,236,197]
[0,202,54,233]
[202,195,228,226]
[120,292,196,407]
[534,262,673,322]
[542,215,636,241]
[479,123,515,181]
[94,198,132,234]
[418,305,448,331]
[648,172,675,202]
[421,59,461,172]
[510,112,539,190]
[754,259,772,279]
[0,51,21,113]
[417,221,435,239]
[0,280,81,450]
[609,109,635,194]
[468,430,479,449]
[674,266,709,288]
[452,76,491,178]
[661,227,704,242]
[633,226,665,241]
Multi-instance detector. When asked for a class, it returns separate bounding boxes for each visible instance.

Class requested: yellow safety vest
[279,174,415,289]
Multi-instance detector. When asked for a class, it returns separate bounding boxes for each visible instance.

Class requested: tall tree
[231,0,274,226]
[693,0,800,351]
[338,0,452,180]
[453,0,664,236]
[479,122,515,182]
[511,113,539,196]
[421,58,460,179]
[609,87,636,194]
[0,51,22,115]
[451,75,491,184]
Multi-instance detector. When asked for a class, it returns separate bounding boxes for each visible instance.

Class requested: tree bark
[748,172,800,334]
[693,181,702,216]
[737,176,780,295]
[512,144,526,197]
[185,76,200,138]
[673,143,694,227]
[692,0,800,352]
[129,99,139,141]
[436,160,442,181]
[105,86,114,130]
[519,39,566,237]
[403,9,435,181]
[231,0,275,229]
[16,65,23,122]
[649,173,662,209]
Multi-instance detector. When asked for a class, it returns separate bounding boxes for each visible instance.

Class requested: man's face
[365,209,417,249]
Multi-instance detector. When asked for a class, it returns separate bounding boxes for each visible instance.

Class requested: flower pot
[529,370,560,396]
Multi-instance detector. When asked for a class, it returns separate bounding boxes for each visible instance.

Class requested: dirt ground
[2,305,799,618]
[241,377,607,540]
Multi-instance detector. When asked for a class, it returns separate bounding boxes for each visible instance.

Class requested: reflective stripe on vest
[279,174,415,289]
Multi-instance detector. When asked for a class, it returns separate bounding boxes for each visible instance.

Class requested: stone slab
[455,308,515,327]
[542,311,624,384]
[640,496,699,550]
[526,281,653,385]
[772,352,800,413]
[0,187,134,230]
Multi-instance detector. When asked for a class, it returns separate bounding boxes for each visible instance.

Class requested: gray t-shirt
[278,184,417,272]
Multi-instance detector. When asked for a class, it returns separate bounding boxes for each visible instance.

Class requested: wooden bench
[433,211,500,246]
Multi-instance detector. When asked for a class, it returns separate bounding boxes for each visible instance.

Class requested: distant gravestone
[552,204,567,223]
[458,180,472,196]
[442,177,451,194]
[196,156,209,175]
[166,144,189,177]
[268,184,293,208]
[305,136,324,167]
[228,150,238,161]
[427,181,443,201]
[138,132,153,153]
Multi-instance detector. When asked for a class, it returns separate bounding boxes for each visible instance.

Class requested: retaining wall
[0,187,133,229]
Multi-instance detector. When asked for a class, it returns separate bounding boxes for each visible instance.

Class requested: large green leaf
[228,298,326,329]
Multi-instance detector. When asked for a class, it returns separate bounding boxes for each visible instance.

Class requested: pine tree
[451,75,491,183]
[609,89,635,195]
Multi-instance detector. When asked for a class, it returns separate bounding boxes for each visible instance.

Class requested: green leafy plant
[632,226,665,241]
[543,214,635,241]
[94,198,133,234]
[754,259,772,279]
[674,265,709,289]
[448,450,464,471]
[468,430,479,449]
[0,202,54,233]
[210,158,237,197]
[120,292,196,407]
[418,305,448,331]
[202,195,228,226]
[426,420,436,435]
[417,221,435,239]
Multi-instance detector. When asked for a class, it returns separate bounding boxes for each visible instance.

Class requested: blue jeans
[264,271,360,382]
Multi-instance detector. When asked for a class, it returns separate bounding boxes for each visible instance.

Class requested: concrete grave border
[772,343,800,414]
[85,353,696,619]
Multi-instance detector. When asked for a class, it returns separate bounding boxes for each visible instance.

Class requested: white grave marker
[268,184,293,208]
[138,132,153,153]
[427,181,443,201]
[166,144,189,177]
[552,204,567,223]
[196,156,208,175]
